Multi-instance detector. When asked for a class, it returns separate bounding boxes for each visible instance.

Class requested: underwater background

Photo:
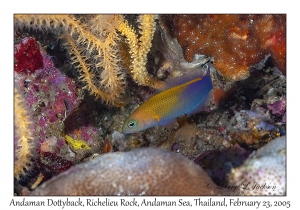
[13,14,286,196]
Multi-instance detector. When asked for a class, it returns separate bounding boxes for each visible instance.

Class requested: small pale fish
[122,64,213,134]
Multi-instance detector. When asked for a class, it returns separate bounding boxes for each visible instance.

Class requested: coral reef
[194,143,251,186]
[118,15,163,87]
[13,14,286,196]
[14,14,161,106]
[162,14,286,80]
[14,36,102,189]
[30,148,233,195]
[14,15,126,105]
[14,37,43,74]
[226,110,280,148]
[248,67,286,133]
[267,97,286,116]
[228,136,286,195]
[14,87,35,180]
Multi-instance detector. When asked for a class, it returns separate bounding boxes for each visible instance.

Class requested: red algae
[162,14,286,80]
[103,139,112,153]
[14,37,43,74]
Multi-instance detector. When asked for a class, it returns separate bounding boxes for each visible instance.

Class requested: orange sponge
[162,15,286,80]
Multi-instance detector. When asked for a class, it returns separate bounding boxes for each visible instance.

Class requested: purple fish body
[158,70,212,124]
[123,66,213,134]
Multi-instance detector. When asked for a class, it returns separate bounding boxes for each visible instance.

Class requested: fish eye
[127,119,137,128]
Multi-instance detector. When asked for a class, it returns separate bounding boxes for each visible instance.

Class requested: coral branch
[61,33,124,105]
[14,14,165,105]
[15,14,127,106]
[117,15,164,88]
[14,87,35,179]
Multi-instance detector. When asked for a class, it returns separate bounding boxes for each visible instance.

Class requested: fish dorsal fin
[156,63,210,92]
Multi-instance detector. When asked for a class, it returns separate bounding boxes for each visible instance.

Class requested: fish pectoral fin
[159,119,178,129]
[154,115,160,122]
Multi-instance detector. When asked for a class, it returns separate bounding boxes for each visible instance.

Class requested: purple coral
[267,97,286,116]
[267,97,286,124]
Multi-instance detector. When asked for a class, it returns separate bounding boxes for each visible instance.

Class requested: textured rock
[227,110,280,148]
[228,136,286,195]
[30,148,226,195]
[194,143,251,186]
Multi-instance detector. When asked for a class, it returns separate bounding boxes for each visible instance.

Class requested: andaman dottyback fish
[122,64,213,134]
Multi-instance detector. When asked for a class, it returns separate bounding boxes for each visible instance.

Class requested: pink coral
[267,97,286,116]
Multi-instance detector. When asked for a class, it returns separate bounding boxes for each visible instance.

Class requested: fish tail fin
[204,59,211,78]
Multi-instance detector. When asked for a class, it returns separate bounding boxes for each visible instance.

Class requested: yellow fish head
[122,111,157,134]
